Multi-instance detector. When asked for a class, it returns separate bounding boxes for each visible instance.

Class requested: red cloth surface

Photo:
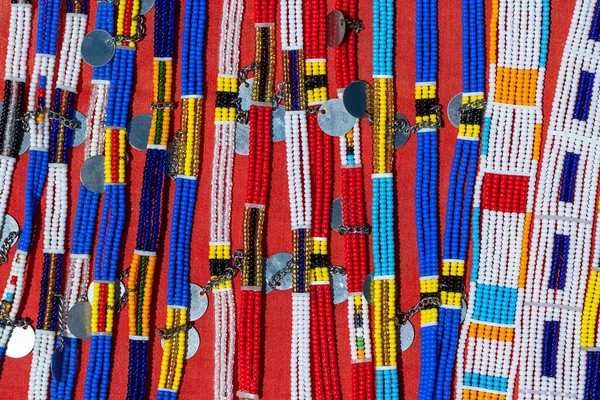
[0,0,574,398]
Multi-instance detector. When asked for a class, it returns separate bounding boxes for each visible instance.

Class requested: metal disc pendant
[87,280,125,307]
[343,80,373,119]
[271,104,286,142]
[394,113,411,149]
[127,114,153,151]
[362,272,374,305]
[19,132,30,156]
[6,325,35,358]
[448,92,463,128]
[330,197,344,232]
[71,111,87,147]
[51,347,66,382]
[189,283,209,321]
[331,272,348,304]
[398,320,415,352]
[67,302,92,340]
[80,155,105,193]
[1,214,20,250]
[326,10,347,48]
[139,0,155,15]
[264,252,293,293]
[238,78,253,111]
[461,298,467,323]
[81,30,115,68]
[318,98,356,137]
[160,326,200,359]
[235,123,250,155]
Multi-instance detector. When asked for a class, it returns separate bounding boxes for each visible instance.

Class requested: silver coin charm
[1,214,20,250]
[264,252,293,293]
[235,123,250,155]
[331,272,348,304]
[398,320,415,352]
[343,80,373,119]
[318,98,356,137]
[271,104,286,142]
[81,30,116,68]
[139,0,155,15]
[238,78,253,111]
[189,283,209,321]
[71,111,87,148]
[19,132,30,156]
[160,326,200,359]
[326,10,347,48]
[67,302,92,340]
[330,197,344,232]
[461,298,467,323]
[51,347,66,382]
[80,155,105,193]
[6,325,35,358]
[394,113,411,149]
[362,272,374,305]
[448,92,463,128]
[128,114,153,151]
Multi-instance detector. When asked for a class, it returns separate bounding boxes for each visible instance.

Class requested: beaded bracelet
[0,0,61,369]
[83,0,142,397]
[49,1,114,398]
[433,0,484,395]
[515,0,600,397]
[154,0,206,397]
[303,0,341,398]
[125,0,175,397]
[454,0,548,398]
[235,0,276,396]
[27,0,89,397]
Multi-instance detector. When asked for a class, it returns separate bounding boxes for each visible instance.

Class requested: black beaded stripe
[255,27,271,103]
[305,75,326,91]
[420,292,440,309]
[440,275,463,293]
[460,107,484,126]
[210,258,231,277]
[0,80,26,157]
[310,254,328,268]
[246,208,259,286]
[415,98,438,118]
[216,90,238,109]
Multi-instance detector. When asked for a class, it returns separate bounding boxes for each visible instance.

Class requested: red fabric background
[0,0,574,398]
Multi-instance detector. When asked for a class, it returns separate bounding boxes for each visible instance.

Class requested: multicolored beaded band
[155,0,206,397]
[125,0,175,397]
[455,0,549,398]
[84,0,142,397]
[236,0,276,396]
[433,0,484,396]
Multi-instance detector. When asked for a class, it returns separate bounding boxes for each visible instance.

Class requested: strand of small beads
[279,0,313,395]
[155,0,206,397]
[454,0,548,398]
[330,0,375,397]
[516,0,600,397]
[370,0,398,394]
[49,1,115,398]
[433,0,484,395]
[0,0,61,368]
[304,0,341,398]
[27,0,89,397]
[207,0,244,396]
[125,0,175,397]
[235,0,276,396]
[83,0,143,397]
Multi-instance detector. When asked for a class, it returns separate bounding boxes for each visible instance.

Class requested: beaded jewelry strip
[515,1,600,398]
[207,0,244,396]
[49,2,114,399]
[433,0,484,396]
[125,0,175,397]
[0,0,61,367]
[454,0,549,398]
[83,0,142,397]
[279,0,312,394]
[155,0,206,397]
[331,1,375,398]
[304,1,341,399]
[27,0,89,397]
[235,0,276,396]
[370,0,398,395]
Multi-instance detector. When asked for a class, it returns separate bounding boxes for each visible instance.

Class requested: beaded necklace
[304,1,341,398]
[0,0,61,368]
[370,0,398,395]
[433,0,484,396]
[27,0,89,397]
[154,0,206,397]
[454,0,548,398]
[83,0,143,397]
[49,1,115,399]
[207,0,244,396]
[125,0,175,397]
[278,0,312,394]
[235,0,276,395]
[331,0,375,397]
[515,0,600,397]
